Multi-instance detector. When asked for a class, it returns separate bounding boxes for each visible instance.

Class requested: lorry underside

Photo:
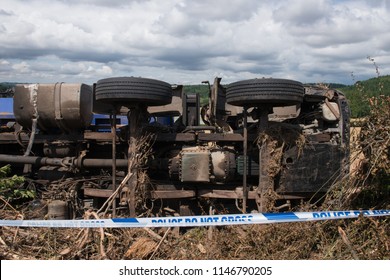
[0,77,350,217]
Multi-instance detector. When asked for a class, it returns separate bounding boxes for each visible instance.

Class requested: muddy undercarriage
[0,77,350,218]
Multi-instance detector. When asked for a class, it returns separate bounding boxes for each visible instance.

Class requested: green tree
[340,75,390,118]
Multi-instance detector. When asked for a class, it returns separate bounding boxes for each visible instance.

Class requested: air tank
[13,83,93,133]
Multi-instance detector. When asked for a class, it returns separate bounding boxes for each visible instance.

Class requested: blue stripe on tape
[263,212,299,220]
[0,210,388,228]
[111,218,139,223]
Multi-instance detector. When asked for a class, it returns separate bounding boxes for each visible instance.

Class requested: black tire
[95,77,172,106]
[226,78,304,107]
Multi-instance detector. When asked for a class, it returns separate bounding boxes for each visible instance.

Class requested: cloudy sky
[1,0,389,85]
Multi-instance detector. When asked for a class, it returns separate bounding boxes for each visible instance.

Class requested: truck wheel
[95,77,172,106]
[226,78,304,107]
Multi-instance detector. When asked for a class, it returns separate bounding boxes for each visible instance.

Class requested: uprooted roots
[255,123,305,211]
[97,133,155,217]
[257,123,306,176]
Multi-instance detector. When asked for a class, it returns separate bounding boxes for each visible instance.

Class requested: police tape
[0,210,389,228]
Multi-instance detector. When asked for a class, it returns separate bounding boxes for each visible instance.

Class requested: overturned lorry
[0,77,350,217]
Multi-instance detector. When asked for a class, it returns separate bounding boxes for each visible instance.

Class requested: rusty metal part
[43,141,77,158]
[242,106,248,213]
[14,83,93,133]
[256,106,272,212]
[38,166,72,181]
[323,99,341,121]
[168,153,181,179]
[278,144,345,193]
[47,200,68,220]
[111,112,117,217]
[180,147,210,182]
[176,146,235,183]
[210,149,236,182]
[85,183,307,200]
[0,130,255,143]
[183,93,200,126]
[155,133,196,142]
[148,85,183,116]
[84,188,119,198]
[0,154,128,168]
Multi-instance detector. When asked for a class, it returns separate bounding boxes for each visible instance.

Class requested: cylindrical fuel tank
[13,83,93,133]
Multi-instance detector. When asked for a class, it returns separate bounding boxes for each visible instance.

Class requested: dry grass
[1,215,388,260]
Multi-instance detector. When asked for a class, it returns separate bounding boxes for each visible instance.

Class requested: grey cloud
[57,50,127,63]
[0,48,52,60]
[154,49,211,71]
[223,62,283,76]
[273,0,331,26]
[274,0,389,50]
[238,52,280,63]
[175,0,261,22]
[0,61,12,74]
[155,11,205,37]
[0,44,125,64]
[362,0,389,8]
[38,0,142,8]
[0,9,13,16]
[295,29,375,48]
[154,0,263,37]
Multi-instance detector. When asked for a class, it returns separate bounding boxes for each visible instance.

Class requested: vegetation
[0,165,34,201]
[0,83,15,97]
[353,94,390,208]
[339,75,390,118]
